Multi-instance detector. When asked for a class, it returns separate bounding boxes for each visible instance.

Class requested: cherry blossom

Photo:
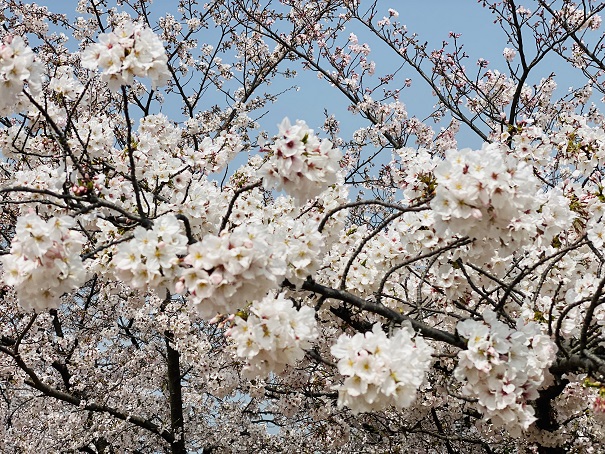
[0,35,42,115]
[112,214,188,293]
[227,292,318,378]
[1,0,605,452]
[331,323,433,414]
[179,225,286,318]
[1,213,87,311]
[455,310,557,436]
[81,19,170,91]
[259,118,342,204]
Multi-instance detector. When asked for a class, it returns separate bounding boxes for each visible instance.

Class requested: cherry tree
[1,0,605,452]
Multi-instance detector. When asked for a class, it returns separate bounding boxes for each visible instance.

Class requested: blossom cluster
[260,118,341,204]
[128,114,185,183]
[81,19,170,91]
[178,225,285,319]
[48,66,85,101]
[0,35,42,115]
[280,221,324,287]
[112,215,188,292]
[503,47,517,62]
[69,116,115,160]
[227,293,318,377]
[471,70,516,111]
[1,214,87,311]
[194,133,243,174]
[432,144,540,254]
[390,147,436,202]
[331,323,433,414]
[551,5,602,31]
[5,164,67,214]
[454,310,557,436]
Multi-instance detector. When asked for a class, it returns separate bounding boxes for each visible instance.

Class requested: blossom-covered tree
[2,0,605,452]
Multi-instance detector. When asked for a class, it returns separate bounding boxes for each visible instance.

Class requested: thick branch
[298,278,465,348]
[165,332,186,454]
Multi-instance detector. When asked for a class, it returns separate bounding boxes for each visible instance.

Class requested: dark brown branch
[218,181,262,233]
[297,278,465,348]
[165,331,186,454]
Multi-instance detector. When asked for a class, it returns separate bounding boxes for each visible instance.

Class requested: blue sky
[243,1,588,148]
